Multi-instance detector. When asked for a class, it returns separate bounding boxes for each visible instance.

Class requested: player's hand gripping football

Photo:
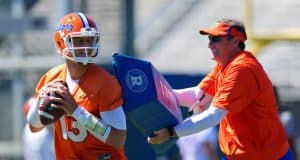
[38,81,56,108]
[39,81,77,115]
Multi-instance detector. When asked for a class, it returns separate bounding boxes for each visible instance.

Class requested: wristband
[72,106,111,142]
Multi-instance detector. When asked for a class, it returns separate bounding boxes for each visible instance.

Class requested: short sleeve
[33,64,66,98]
[212,65,259,113]
[198,65,218,96]
[34,74,47,97]
[98,76,124,112]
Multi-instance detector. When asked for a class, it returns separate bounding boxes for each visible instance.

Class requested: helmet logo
[56,24,74,31]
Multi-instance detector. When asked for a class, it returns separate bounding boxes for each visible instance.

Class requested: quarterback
[26,12,127,160]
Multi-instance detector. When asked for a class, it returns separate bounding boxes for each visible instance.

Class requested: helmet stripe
[76,12,90,28]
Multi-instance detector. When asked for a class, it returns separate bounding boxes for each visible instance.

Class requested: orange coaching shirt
[34,64,127,160]
[199,51,289,160]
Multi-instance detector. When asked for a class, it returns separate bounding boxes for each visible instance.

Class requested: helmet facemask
[62,27,100,65]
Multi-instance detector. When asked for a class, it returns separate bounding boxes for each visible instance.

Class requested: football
[39,81,67,125]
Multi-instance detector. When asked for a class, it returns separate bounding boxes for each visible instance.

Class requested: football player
[26,12,127,160]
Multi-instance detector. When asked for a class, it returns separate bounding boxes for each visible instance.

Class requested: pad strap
[173,87,204,107]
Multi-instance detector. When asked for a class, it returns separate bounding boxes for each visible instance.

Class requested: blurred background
[0,0,299,159]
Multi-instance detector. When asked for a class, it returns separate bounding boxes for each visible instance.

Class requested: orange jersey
[199,51,289,160]
[35,64,127,160]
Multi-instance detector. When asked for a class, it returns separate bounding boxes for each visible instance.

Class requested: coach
[148,18,293,160]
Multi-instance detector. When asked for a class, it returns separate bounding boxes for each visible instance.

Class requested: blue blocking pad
[112,53,182,154]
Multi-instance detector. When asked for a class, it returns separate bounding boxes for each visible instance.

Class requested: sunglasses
[208,36,223,43]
